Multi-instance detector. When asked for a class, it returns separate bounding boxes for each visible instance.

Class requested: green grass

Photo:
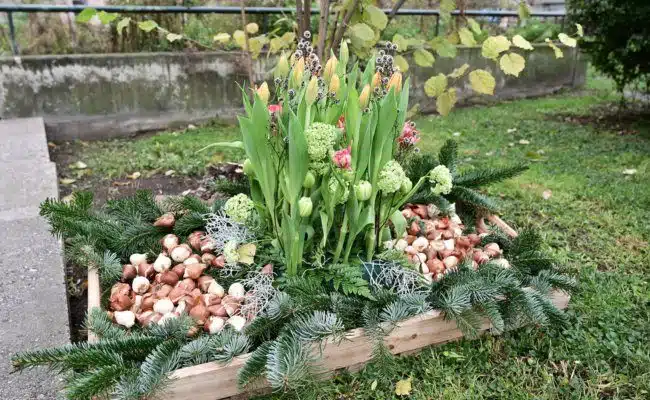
[258,87,648,397]
[61,121,243,180]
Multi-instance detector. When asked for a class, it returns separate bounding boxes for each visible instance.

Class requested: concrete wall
[0,46,586,141]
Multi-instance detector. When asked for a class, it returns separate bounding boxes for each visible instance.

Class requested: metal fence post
[435,14,439,36]
[6,11,20,56]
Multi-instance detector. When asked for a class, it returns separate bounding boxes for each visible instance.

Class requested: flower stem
[332,213,348,264]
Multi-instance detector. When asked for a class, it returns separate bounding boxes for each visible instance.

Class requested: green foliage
[568,0,650,94]
[316,264,374,299]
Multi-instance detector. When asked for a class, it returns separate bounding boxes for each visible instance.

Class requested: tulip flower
[332,146,352,170]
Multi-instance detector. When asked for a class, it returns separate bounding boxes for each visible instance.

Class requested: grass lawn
[57,74,649,398]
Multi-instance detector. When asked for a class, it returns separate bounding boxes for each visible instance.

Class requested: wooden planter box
[86,215,570,400]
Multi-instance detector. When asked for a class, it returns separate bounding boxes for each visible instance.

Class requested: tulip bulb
[204,316,226,334]
[170,244,192,262]
[129,253,147,266]
[161,234,179,251]
[227,315,247,332]
[153,253,172,272]
[132,276,150,295]
[188,231,204,251]
[153,298,175,315]
[228,282,246,298]
[122,264,137,281]
[207,281,225,297]
[153,213,175,228]
[114,310,136,328]
[183,254,202,265]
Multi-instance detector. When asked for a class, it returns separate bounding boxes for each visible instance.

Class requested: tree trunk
[317,0,331,59]
[296,0,304,35]
[303,0,312,35]
[386,0,407,23]
[240,1,255,93]
[331,0,361,54]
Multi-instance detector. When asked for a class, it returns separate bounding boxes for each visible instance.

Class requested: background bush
[568,0,650,95]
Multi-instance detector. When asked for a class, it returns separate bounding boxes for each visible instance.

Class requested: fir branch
[174,212,207,238]
[238,341,273,388]
[438,139,459,174]
[105,190,162,223]
[266,333,313,391]
[163,195,210,215]
[84,308,128,341]
[65,364,129,400]
[212,330,250,363]
[135,340,183,398]
[244,316,287,346]
[448,186,500,213]
[284,311,345,344]
[146,315,196,341]
[454,164,528,188]
[212,177,251,197]
[177,335,217,366]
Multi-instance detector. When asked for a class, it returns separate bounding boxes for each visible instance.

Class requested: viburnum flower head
[429,165,453,195]
[223,240,239,265]
[328,177,350,204]
[398,121,420,149]
[305,122,339,161]
[378,160,407,194]
[332,146,352,169]
[224,193,255,224]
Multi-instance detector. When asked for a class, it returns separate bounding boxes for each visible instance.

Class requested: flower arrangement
[10,32,577,400]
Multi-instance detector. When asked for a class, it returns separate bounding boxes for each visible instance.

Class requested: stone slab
[0,161,58,213]
[0,216,69,400]
[0,118,50,162]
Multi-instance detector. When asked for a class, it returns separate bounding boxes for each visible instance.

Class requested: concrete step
[0,118,51,163]
[0,215,69,399]
[0,160,58,215]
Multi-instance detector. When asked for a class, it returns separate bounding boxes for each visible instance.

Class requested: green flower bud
[274,53,290,78]
[303,171,316,188]
[400,177,413,193]
[242,159,254,176]
[355,180,372,201]
[298,197,313,217]
[305,76,319,105]
[340,41,349,67]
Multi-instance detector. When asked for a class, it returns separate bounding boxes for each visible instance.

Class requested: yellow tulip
[340,41,349,67]
[387,71,403,94]
[371,71,382,90]
[256,81,270,104]
[274,53,290,78]
[329,74,340,97]
[291,57,305,89]
[359,84,371,108]
[323,55,338,83]
[305,75,319,105]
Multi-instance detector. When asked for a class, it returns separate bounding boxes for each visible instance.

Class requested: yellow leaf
[558,33,577,47]
[436,88,457,116]
[370,380,377,390]
[269,37,285,53]
[413,49,435,67]
[233,30,246,48]
[363,5,388,30]
[237,243,257,265]
[392,33,409,52]
[281,32,296,44]
[248,38,263,59]
[395,377,413,396]
[71,161,88,169]
[246,22,259,34]
[448,63,469,79]
[127,171,141,180]
[467,18,481,35]
[576,23,584,37]
[394,55,409,72]
[424,73,447,97]
[213,32,231,44]
[545,39,564,58]
[60,178,77,185]
[481,35,511,60]
[469,69,496,95]
[166,33,183,42]
[512,34,533,50]
[499,53,526,77]
[430,37,457,58]
[458,27,477,46]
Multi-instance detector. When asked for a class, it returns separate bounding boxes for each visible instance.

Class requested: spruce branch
[135,340,183,398]
[238,341,273,388]
[65,364,130,400]
[438,139,459,174]
[85,308,128,341]
[454,164,528,188]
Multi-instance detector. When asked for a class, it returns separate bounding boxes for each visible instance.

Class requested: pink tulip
[332,146,352,170]
[398,121,420,149]
[337,115,345,130]
[268,104,282,114]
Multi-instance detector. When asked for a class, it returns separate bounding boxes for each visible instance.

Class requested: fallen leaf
[47,142,57,148]
[507,128,517,133]
[62,194,75,203]
[622,169,637,175]
[237,243,257,265]
[508,142,515,147]
[70,161,87,169]
[187,124,197,130]
[370,380,377,390]
[452,131,461,137]
[127,171,141,180]
[542,190,552,200]
[485,151,495,156]
[395,377,412,396]
[60,178,77,185]
[112,181,131,186]
[519,139,530,145]
[165,169,176,176]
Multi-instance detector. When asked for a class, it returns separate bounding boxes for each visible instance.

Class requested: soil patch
[552,103,650,137]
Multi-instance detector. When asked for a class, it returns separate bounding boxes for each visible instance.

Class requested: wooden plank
[487,215,519,238]
[166,292,570,400]
[87,266,101,344]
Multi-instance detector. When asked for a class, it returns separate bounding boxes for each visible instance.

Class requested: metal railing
[0,4,566,56]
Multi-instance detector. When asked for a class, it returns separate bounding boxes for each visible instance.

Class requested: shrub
[568,0,650,94]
